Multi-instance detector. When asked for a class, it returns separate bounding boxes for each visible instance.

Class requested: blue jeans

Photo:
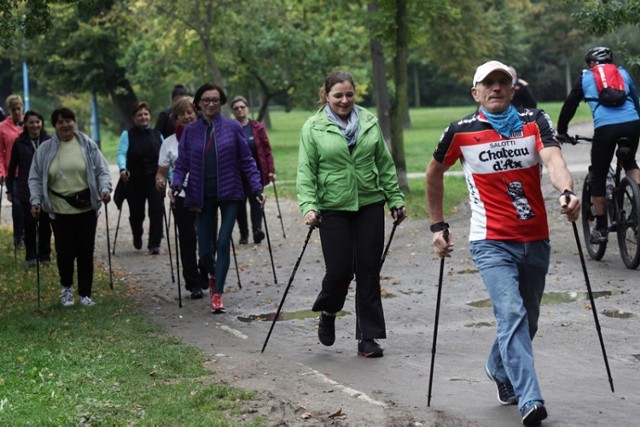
[195,199,240,294]
[469,239,550,408]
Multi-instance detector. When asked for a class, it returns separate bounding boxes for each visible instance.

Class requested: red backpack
[586,64,627,107]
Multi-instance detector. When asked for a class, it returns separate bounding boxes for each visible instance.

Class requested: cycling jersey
[433,109,559,242]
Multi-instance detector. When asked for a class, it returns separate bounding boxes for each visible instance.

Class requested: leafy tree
[15,1,138,130]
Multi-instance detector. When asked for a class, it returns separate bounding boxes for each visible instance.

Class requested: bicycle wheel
[616,177,640,269]
[581,173,607,260]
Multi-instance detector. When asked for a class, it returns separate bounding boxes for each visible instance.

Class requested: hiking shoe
[239,235,249,245]
[80,296,96,306]
[148,247,160,255]
[357,339,384,358]
[253,229,265,244]
[27,259,37,267]
[133,235,142,250]
[318,313,336,346]
[521,400,547,426]
[60,287,74,307]
[590,227,608,244]
[211,292,225,313]
[485,364,517,405]
[190,288,203,299]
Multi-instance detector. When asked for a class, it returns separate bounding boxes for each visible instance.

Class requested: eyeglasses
[233,105,247,111]
[200,97,221,105]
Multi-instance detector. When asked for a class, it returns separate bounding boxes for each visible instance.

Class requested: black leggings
[313,202,386,340]
[590,120,640,197]
[51,210,97,297]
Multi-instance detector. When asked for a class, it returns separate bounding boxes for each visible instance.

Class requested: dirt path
[5,121,640,426]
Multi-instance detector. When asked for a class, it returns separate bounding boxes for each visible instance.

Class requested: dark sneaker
[239,236,249,245]
[521,400,547,426]
[590,227,608,244]
[190,288,203,299]
[148,247,160,255]
[485,364,517,405]
[357,339,384,358]
[253,230,265,244]
[133,235,142,250]
[318,313,336,346]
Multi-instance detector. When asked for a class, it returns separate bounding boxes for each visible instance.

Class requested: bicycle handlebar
[557,134,593,145]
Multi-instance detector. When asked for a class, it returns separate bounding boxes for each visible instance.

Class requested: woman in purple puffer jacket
[172,83,263,313]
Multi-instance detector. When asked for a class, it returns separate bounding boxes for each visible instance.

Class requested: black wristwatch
[430,221,450,233]
[561,189,575,199]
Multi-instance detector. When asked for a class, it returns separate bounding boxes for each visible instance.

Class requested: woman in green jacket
[297,71,406,358]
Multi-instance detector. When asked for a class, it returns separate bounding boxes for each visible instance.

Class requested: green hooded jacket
[297,105,404,215]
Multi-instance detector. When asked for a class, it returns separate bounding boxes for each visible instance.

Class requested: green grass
[0,229,262,426]
[98,102,592,220]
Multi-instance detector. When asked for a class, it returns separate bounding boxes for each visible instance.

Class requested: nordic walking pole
[272,180,286,239]
[230,237,242,289]
[35,217,41,310]
[162,204,175,283]
[104,202,114,290]
[171,203,182,308]
[261,223,317,353]
[567,195,614,393]
[112,207,122,255]
[262,203,278,285]
[427,228,449,407]
[380,209,405,270]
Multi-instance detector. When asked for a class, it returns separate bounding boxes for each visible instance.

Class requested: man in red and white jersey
[426,60,580,426]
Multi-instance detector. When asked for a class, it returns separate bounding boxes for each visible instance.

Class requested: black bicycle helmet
[585,46,613,65]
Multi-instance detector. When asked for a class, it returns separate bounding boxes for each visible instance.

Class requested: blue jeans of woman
[196,198,240,294]
[469,239,550,408]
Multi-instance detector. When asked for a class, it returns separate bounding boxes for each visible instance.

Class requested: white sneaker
[60,287,74,306]
[80,296,96,306]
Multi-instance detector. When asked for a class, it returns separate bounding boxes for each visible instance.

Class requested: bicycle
[569,134,640,269]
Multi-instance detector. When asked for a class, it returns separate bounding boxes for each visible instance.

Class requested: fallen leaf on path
[329,408,346,419]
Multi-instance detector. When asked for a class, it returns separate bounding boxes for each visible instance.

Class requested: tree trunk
[107,78,137,131]
[390,0,409,193]
[368,4,392,145]
[413,63,420,108]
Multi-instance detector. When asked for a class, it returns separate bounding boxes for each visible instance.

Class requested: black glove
[555,133,573,144]
[392,206,406,224]
[170,185,183,199]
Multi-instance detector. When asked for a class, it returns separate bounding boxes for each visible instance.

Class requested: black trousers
[126,183,164,249]
[313,202,386,340]
[173,196,205,290]
[51,210,97,297]
[236,193,263,238]
[11,182,24,245]
[21,201,52,262]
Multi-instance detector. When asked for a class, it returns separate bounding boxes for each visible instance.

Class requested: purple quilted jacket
[172,113,262,209]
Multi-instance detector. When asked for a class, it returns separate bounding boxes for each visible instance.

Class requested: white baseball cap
[472,61,513,86]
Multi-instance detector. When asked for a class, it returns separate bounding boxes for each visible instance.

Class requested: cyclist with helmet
[557,46,640,243]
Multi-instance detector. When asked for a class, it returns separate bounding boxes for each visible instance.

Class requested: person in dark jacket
[117,101,164,254]
[508,66,537,109]
[154,84,188,138]
[6,110,52,265]
[230,95,276,244]
[171,83,263,313]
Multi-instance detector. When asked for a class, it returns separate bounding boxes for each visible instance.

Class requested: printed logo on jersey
[460,134,538,174]
[504,178,535,220]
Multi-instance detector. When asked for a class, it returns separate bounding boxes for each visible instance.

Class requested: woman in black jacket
[7,110,52,265]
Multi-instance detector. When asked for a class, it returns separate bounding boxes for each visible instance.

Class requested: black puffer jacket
[7,130,50,202]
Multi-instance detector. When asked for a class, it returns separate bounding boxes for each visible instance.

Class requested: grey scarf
[324,104,360,147]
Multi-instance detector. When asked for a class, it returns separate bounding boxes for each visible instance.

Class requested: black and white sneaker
[357,339,384,358]
[590,227,608,244]
[520,400,547,426]
[485,364,517,405]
